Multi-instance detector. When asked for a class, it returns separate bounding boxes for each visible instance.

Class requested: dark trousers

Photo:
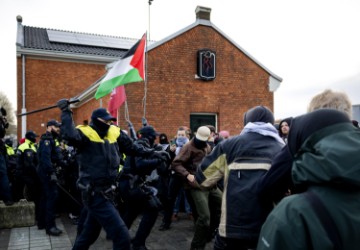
[214,233,257,250]
[38,178,58,230]
[161,173,184,226]
[72,192,130,250]
[19,173,42,222]
[122,194,159,247]
[0,154,13,202]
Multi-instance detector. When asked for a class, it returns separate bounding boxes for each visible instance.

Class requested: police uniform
[120,127,165,250]
[0,108,14,205]
[37,121,63,235]
[59,105,155,250]
[16,131,42,220]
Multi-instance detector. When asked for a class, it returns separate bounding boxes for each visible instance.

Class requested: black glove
[50,173,58,184]
[57,99,70,111]
[152,151,171,162]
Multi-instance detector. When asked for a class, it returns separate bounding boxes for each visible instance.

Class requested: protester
[159,126,191,231]
[307,89,352,118]
[255,89,355,203]
[278,117,292,143]
[195,106,284,250]
[257,109,360,250]
[172,126,222,250]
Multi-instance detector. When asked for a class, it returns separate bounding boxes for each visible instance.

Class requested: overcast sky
[1,0,360,120]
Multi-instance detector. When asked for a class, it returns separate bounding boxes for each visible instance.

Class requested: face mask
[176,137,189,147]
[194,137,207,149]
[92,118,110,138]
[51,129,59,139]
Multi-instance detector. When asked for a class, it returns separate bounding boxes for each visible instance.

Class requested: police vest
[76,125,121,186]
[17,139,37,170]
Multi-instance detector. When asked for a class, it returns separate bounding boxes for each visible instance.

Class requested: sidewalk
[0,212,214,250]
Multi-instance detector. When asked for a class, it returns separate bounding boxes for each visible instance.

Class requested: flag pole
[142,0,153,123]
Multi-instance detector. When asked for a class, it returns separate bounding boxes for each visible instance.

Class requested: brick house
[16,6,282,140]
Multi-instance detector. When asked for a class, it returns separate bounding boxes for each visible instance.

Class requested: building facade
[16,6,282,139]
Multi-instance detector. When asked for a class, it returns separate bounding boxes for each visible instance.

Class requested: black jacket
[60,110,153,188]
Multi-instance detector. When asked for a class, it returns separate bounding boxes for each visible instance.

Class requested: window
[190,113,217,135]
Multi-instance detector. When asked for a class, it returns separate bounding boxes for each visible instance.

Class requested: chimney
[195,6,211,21]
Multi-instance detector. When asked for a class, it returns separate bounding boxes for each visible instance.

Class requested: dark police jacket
[37,131,62,179]
[60,111,153,188]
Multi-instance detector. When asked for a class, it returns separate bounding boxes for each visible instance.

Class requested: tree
[0,91,17,136]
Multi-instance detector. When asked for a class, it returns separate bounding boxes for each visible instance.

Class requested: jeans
[72,192,130,250]
[173,187,192,214]
[161,173,183,226]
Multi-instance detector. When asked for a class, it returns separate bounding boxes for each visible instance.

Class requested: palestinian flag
[95,33,146,99]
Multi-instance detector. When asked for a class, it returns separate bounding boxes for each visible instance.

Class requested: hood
[278,117,292,138]
[243,106,274,126]
[289,109,360,189]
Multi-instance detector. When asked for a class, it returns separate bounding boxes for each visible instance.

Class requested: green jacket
[258,123,360,250]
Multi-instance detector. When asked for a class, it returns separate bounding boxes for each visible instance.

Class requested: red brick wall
[17,57,106,138]
[17,25,274,140]
[117,25,273,137]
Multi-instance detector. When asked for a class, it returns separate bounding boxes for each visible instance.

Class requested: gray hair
[307,89,352,119]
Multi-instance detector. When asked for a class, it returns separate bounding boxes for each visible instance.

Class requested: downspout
[21,55,26,138]
[16,15,26,138]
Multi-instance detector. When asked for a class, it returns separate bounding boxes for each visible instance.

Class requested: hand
[57,99,70,111]
[187,174,200,188]
[169,144,176,152]
[187,174,195,183]
[50,173,58,184]
[153,151,171,162]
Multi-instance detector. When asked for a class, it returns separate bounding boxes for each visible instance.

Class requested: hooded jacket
[258,109,360,250]
[196,106,284,240]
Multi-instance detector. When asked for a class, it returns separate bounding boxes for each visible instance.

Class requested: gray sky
[1,0,360,119]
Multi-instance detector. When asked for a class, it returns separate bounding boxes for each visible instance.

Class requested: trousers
[72,192,130,250]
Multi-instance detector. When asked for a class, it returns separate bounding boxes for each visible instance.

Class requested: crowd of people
[0,88,360,250]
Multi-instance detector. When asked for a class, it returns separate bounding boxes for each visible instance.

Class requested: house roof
[148,18,282,82]
[22,26,129,57]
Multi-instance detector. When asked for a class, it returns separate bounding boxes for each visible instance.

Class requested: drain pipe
[21,55,26,138]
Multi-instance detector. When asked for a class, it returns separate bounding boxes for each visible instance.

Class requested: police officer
[0,107,14,206]
[16,130,42,221]
[120,126,170,250]
[37,119,63,236]
[57,99,165,250]
[4,138,17,196]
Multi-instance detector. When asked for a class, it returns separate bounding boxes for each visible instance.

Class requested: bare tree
[0,91,17,136]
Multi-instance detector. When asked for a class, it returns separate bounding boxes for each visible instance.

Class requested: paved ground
[0,212,214,250]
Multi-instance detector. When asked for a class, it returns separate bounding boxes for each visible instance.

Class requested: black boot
[46,227,63,236]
